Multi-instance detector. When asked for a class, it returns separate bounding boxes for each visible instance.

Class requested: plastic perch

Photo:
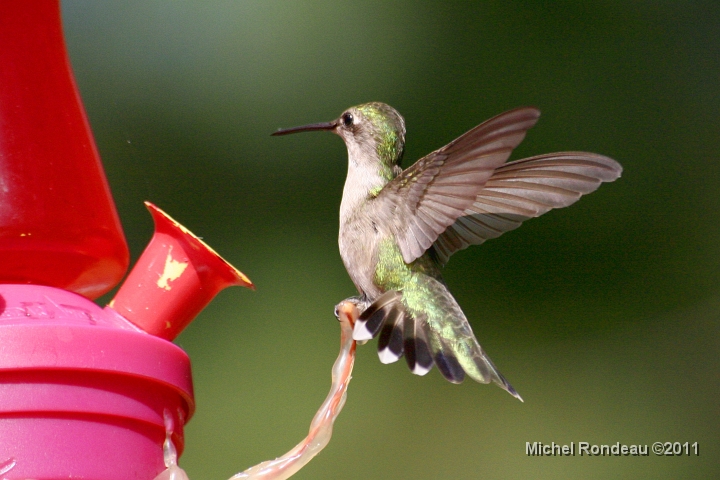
[226,299,359,480]
[152,410,191,480]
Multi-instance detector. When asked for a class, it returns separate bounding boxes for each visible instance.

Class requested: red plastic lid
[0,284,194,419]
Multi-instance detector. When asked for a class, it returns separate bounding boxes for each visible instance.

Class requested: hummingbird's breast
[339,207,385,299]
[338,151,402,299]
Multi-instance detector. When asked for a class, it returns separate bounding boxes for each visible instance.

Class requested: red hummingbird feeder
[0,1,253,478]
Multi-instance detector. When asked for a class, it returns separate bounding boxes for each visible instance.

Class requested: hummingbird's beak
[271,120,337,136]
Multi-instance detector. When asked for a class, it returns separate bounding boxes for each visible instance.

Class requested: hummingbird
[273,103,621,400]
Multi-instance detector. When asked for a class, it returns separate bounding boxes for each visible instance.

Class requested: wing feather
[433,152,622,264]
[375,107,543,264]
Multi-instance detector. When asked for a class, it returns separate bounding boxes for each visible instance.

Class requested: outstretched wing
[375,107,542,264]
[432,152,623,264]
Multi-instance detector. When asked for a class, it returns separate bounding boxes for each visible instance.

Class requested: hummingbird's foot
[334,295,371,320]
[335,296,372,344]
[334,296,362,320]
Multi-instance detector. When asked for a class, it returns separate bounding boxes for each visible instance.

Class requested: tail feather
[420,275,523,400]
[403,315,434,376]
[427,331,466,384]
[353,282,521,401]
[377,308,404,364]
[453,334,523,401]
[354,290,402,341]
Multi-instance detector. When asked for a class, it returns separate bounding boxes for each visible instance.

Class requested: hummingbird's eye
[341,112,354,127]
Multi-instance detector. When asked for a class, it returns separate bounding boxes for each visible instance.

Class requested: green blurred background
[62,1,718,478]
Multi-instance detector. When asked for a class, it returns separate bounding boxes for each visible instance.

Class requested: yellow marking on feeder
[157,247,188,291]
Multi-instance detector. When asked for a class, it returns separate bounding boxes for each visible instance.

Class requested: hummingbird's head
[273,102,406,168]
[335,103,406,168]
